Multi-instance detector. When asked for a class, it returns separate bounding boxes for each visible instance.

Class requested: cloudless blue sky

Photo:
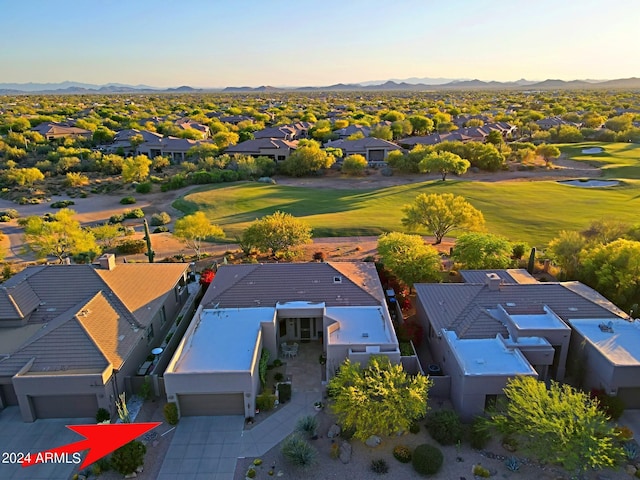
[2,0,638,87]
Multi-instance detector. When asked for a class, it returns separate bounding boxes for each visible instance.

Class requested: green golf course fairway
[173,143,640,248]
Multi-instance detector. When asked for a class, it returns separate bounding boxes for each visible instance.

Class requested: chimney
[485,273,501,291]
[98,253,116,271]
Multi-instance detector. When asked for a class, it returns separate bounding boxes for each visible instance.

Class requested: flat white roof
[502,335,551,347]
[508,306,569,330]
[327,306,394,345]
[174,307,275,372]
[569,319,640,366]
[444,331,537,376]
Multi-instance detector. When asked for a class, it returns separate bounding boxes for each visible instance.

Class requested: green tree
[535,144,561,167]
[418,151,470,181]
[341,154,368,176]
[327,356,431,441]
[402,193,485,244]
[579,239,640,310]
[407,115,434,135]
[90,223,122,249]
[111,440,146,475]
[604,114,633,133]
[280,140,335,177]
[122,154,151,182]
[377,232,441,290]
[21,208,99,263]
[369,125,393,141]
[173,211,224,259]
[242,211,312,258]
[451,232,513,269]
[488,376,622,474]
[92,126,115,144]
[485,130,504,149]
[547,230,586,278]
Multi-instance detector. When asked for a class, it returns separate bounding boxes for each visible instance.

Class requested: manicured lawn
[173,143,640,248]
[558,142,640,178]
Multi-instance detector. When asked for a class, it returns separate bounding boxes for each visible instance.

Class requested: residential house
[535,116,581,130]
[164,262,399,418]
[136,136,213,163]
[31,122,92,141]
[0,254,190,422]
[324,138,401,164]
[415,270,629,420]
[224,137,298,161]
[175,118,210,139]
[105,129,163,153]
[333,124,371,139]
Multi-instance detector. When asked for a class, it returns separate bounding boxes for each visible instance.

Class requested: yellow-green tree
[173,211,224,259]
[341,154,368,176]
[489,376,623,473]
[122,154,151,183]
[327,356,431,441]
[242,211,312,258]
[377,232,441,290]
[418,151,470,181]
[402,193,485,244]
[280,140,335,177]
[21,208,99,263]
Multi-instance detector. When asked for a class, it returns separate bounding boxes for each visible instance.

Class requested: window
[279,319,287,337]
[160,306,166,326]
[146,324,154,344]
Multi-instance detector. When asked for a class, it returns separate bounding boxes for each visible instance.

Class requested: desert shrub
[425,409,463,445]
[281,434,318,469]
[135,181,152,194]
[109,213,125,224]
[96,407,110,423]
[295,415,318,436]
[161,173,189,191]
[51,200,75,208]
[139,378,152,401]
[0,215,11,222]
[120,196,136,205]
[341,425,356,440]
[469,416,491,449]
[371,458,389,474]
[273,359,283,367]
[246,467,256,478]
[473,464,491,477]
[0,208,19,219]
[150,211,171,226]
[393,444,412,463]
[64,172,90,187]
[412,444,443,476]
[409,421,420,434]
[110,440,146,475]
[116,239,146,254]
[256,393,276,412]
[163,403,179,425]
[153,226,169,233]
[124,208,144,219]
[278,383,291,403]
[313,251,326,262]
[614,425,634,442]
[274,372,284,383]
[592,389,625,420]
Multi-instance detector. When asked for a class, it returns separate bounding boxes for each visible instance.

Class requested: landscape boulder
[365,435,382,447]
[339,441,352,464]
[327,424,341,439]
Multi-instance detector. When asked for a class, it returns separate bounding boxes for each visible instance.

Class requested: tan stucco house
[164,262,400,418]
[0,255,190,422]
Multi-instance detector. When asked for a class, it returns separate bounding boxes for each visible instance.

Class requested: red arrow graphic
[22,422,161,469]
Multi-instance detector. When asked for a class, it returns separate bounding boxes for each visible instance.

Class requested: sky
[2,0,638,88]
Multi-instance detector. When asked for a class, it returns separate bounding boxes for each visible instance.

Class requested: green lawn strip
[173,178,640,248]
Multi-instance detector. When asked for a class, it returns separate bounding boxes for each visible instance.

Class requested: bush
[278,383,291,403]
[425,409,463,445]
[281,434,318,469]
[412,444,443,476]
[473,464,491,478]
[409,421,420,434]
[139,378,152,401]
[110,440,146,475]
[116,239,146,254]
[393,444,412,463]
[273,358,283,367]
[153,226,170,233]
[120,196,136,205]
[150,211,171,226]
[124,208,144,219]
[274,372,284,383]
[469,416,491,449]
[295,415,318,436]
[0,209,19,221]
[313,251,326,262]
[51,200,75,208]
[163,403,179,425]
[371,458,389,474]
[96,407,110,423]
[109,213,125,224]
[135,181,152,194]
[592,389,625,420]
[256,393,276,412]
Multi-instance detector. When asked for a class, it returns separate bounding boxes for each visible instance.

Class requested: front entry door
[300,318,311,341]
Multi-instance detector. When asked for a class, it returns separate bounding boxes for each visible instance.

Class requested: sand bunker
[559,179,619,187]
[582,147,603,154]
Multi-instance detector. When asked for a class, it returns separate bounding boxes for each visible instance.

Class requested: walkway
[157,341,324,480]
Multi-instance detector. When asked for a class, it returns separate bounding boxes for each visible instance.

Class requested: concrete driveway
[0,406,94,479]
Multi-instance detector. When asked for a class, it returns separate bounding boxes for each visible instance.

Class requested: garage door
[617,388,640,408]
[178,393,244,416]
[31,394,98,419]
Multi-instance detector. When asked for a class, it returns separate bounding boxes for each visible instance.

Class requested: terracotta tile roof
[202,262,381,309]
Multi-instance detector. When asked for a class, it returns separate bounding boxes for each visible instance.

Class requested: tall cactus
[527,247,536,274]
[143,218,155,263]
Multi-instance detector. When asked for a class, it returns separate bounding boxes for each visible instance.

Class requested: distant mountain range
[1,77,640,94]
